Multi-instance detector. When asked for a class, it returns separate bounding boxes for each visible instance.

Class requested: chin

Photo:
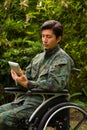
[44,46,49,49]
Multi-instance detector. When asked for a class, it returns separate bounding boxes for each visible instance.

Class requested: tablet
[8,61,21,76]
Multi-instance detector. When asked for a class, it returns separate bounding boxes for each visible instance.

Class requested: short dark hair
[41,20,63,38]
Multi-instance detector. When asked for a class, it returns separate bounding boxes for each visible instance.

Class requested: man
[0,20,74,129]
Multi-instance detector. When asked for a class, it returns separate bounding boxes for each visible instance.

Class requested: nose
[42,36,48,43]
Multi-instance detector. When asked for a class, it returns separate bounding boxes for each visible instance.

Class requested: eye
[42,35,52,38]
[47,35,52,38]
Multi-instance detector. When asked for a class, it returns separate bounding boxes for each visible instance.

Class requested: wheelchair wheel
[38,102,87,130]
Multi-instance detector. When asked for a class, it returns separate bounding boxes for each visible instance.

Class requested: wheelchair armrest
[4,87,27,93]
[31,88,69,94]
[4,87,69,95]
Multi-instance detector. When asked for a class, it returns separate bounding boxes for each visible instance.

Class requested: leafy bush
[0,0,87,103]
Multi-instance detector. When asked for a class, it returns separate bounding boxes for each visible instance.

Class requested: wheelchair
[4,87,87,130]
[4,68,87,130]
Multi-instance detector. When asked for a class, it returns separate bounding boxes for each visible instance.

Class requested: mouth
[43,43,48,47]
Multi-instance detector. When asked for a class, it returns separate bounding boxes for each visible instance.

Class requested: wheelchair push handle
[72,68,80,72]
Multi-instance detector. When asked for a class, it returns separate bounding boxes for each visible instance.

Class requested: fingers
[11,69,17,80]
[10,69,28,87]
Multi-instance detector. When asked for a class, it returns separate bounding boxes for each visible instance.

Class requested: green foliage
[0,0,87,103]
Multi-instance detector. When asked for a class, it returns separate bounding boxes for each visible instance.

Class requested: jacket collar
[44,45,60,58]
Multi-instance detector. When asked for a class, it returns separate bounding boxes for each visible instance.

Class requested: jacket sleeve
[26,57,73,92]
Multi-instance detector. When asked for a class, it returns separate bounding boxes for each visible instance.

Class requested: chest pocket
[39,68,49,77]
[31,65,49,79]
[49,58,68,72]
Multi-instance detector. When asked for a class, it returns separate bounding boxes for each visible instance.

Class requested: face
[41,29,61,50]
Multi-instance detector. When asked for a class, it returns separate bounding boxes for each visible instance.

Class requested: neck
[44,45,60,58]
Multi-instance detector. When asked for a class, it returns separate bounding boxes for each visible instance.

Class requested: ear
[57,36,62,44]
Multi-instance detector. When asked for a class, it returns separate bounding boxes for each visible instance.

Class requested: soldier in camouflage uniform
[0,20,74,129]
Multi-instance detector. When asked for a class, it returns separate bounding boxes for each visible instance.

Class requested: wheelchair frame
[4,68,87,130]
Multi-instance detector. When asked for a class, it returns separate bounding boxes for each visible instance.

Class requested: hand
[11,69,28,88]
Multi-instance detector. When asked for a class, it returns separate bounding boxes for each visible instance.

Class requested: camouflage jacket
[26,45,74,92]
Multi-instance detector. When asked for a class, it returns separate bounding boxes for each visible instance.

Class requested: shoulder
[55,48,74,66]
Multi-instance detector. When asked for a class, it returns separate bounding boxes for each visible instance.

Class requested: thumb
[20,69,25,75]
